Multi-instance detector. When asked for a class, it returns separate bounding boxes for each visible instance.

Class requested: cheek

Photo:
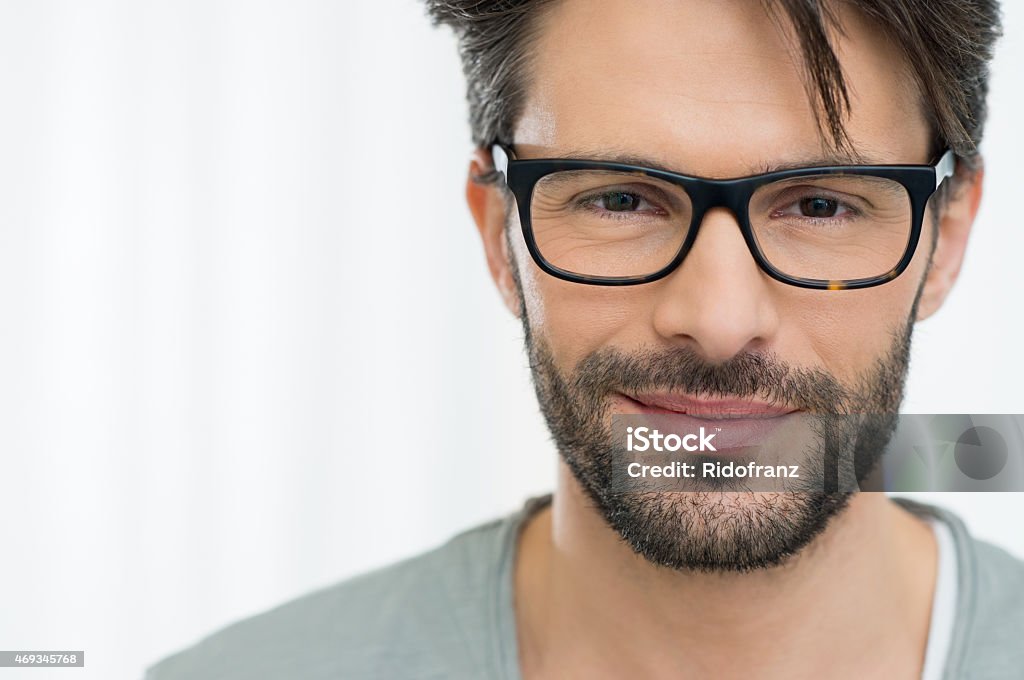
[512,235,643,369]
[787,213,934,381]
[796,274,923,384]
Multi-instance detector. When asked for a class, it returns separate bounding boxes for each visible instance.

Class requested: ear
[916,160,985,321]
[466,147,522,317]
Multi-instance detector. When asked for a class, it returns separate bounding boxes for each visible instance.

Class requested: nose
[650,207,780,363]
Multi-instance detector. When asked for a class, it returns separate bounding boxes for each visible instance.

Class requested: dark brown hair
[424,0,1001,171]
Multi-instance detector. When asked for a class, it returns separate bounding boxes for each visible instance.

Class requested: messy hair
[424,0,1001,172]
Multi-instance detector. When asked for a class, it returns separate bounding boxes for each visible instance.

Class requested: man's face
[476,0,961,571]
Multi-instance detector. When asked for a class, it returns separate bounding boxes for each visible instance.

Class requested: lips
[616,392,800,451]
[621,392,797,418]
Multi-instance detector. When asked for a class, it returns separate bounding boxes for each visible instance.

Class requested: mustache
[563,345,852,414]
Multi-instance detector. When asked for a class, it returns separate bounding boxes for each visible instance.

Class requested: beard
[512,263,917,574]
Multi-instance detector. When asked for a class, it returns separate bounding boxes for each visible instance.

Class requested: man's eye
[600,192,644,212]
[798,196,845,219]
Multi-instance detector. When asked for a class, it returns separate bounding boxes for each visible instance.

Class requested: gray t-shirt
[145,496,1024,679]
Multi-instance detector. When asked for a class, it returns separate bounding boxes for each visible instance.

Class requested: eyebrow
[529,147,889,177]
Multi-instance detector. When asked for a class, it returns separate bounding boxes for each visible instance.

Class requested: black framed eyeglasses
[490,144,956,290]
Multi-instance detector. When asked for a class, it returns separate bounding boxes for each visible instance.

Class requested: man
[147,1,1023,678]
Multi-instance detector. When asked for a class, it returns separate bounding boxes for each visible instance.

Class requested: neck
[514,462,938,679]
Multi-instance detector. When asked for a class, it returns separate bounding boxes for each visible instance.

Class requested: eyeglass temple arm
[935,149,956,190]
[491,144,510,182]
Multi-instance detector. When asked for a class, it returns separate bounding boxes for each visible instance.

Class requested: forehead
[515,0,931,175]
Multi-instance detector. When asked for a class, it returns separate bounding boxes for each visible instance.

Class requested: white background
[0,1,1021,678]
